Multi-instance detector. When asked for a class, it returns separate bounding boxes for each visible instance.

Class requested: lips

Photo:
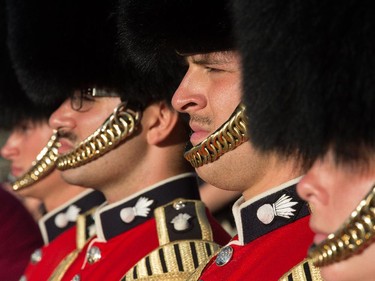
[57,138,74,155]
[10,166,23,178]
[189,123,210,145]
[309,224,329,245]
[314,233,329,245]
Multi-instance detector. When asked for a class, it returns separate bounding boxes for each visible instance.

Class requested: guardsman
[6,0,231,280]
[1,2,106,280]
[118,0,314,280]
[0,83,105,281]
[0,32,44,274]
[233,0,375,280]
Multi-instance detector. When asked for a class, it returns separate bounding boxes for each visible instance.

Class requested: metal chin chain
[11,132,60,191]
[309,185,375,267]
[184,103,249,168]
[57,102,141,170]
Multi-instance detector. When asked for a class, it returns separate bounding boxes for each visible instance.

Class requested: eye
[16,122,33,134]
[205,66,224,73]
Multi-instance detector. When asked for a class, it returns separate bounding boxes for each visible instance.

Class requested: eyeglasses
[70,88,120,112]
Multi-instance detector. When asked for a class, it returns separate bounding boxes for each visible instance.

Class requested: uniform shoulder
[120,198,224,280]
[154,198,215,244]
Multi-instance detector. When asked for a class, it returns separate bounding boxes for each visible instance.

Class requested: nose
[49,99,76,131]
[0,131,21,160]
[171,67,207,114]
[297,159,328,205]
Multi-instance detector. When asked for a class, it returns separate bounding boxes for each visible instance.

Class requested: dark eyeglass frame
[70,87,120,112]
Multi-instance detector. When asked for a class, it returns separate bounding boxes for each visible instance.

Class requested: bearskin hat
[234,0,375,164]
[7,0,125,105]
[0,0,56,129]
[117,0,235,73]
[6,0,186,108]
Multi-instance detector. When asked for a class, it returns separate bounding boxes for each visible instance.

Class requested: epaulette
[279,259,323,281]
[121,199,221,280]
[49,207,98,281]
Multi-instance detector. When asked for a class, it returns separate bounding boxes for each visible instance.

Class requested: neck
[102,145,192,204]
[43,182,87,212]
[242,155,302,201]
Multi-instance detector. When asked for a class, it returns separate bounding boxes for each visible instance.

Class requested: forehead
[15,119,47,130]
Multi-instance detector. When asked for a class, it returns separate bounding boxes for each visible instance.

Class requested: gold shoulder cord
[11,132,59,191]
[279,259,323,281]
[309,185,375,267]
[120,199,221,281]
[57,102,141,170]
[184,103,249,168]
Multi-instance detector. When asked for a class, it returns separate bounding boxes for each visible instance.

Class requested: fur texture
[118,0,235,72]
[234,0,375,163]
[1,0,55,128]
[6,0,185,108]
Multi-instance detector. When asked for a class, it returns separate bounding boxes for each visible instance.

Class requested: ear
[146,101,179,145]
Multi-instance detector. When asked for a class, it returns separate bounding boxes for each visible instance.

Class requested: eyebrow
[189,52,236,65]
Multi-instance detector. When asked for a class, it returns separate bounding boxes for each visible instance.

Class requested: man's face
[172,51,242,146]
[49,92,123,187]
[172,51,256,192]
[0,121,60,198]
[48,91,148,199]
[297,151,375,281]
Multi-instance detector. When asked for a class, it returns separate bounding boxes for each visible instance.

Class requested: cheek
[77,115,107,139]
[212,96,240,128]
[328,184,372,232]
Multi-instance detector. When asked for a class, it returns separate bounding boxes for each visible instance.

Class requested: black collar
[39,190,106,244]
[95,173,200,241]
[233,178,310,244]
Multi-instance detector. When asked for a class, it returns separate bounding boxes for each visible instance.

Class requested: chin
[196,161,233,191]
[61,169,83,186]
[321,264,352,281]
[320,254,373,281]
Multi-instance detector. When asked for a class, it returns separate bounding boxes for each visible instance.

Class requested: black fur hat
[0,0,55,129]
[117,0,235,73]
[6,0,185,108]
[233,0,375,164]
[6,0,129,106]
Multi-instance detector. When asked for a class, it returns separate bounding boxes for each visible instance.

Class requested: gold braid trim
[279,259,323,281]
[11,132,59,191]
[121,240,220,281]
[186,248,220,281]
[309,185,375,267]
[121,199,221,280]
[184,103,248,168]
[57,102,141,170]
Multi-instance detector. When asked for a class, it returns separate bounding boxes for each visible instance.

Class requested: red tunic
[22,189,105,281]
[191,178,314,281]
[58,174,231,280]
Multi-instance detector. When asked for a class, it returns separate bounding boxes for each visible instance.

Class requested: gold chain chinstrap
[57,102,141,170]
[184,103,249,168]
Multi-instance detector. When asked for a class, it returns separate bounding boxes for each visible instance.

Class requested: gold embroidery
[122,241,219,281]
[279,259,323,281]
